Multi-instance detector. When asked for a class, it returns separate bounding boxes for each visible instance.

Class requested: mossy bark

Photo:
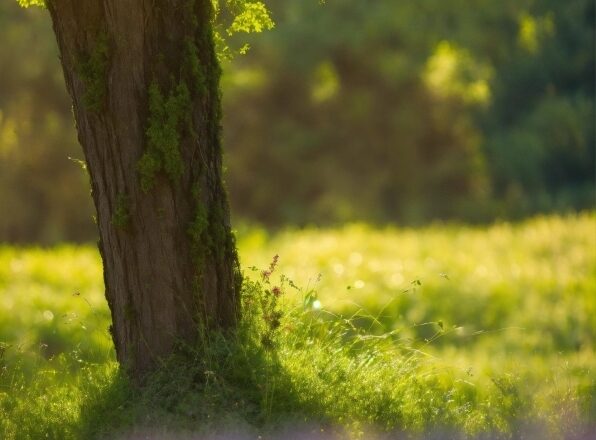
[47,0,241,379]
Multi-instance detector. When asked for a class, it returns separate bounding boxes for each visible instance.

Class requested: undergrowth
[1,215,594,438]
[0,258,584,440]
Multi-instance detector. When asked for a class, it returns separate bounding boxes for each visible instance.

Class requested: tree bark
[46,0,241,378]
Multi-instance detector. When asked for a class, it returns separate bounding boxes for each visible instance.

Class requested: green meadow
[1,213,594,438]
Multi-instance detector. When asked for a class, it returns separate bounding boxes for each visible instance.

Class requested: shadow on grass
[76,331,339,440]
[75,337,596,440]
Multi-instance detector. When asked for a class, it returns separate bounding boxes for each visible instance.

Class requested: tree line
[1,0,594,243]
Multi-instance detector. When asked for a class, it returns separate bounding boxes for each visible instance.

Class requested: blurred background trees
[1,0,594,243]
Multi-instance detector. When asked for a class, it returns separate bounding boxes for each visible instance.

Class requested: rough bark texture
[46,0,241,378]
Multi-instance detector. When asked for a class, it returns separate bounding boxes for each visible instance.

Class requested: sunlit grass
[0,213,594,438]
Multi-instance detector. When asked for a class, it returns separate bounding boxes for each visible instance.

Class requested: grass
[0,213,594,439]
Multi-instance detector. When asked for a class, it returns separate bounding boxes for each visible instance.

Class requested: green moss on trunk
[77,32,110,112]
[111,192,130,229]
[138,81,191,192]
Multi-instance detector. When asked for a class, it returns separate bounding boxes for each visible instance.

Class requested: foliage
[0,1,96,243]
[1,214,594,438]
[214,0,275,59]
[482,0,595,217]
[3,0,594,242]
[222,0,594,226]
[15,0,44,8]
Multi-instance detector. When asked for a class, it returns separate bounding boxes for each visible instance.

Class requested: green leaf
[228,2,274,35]
[16,0,45,8]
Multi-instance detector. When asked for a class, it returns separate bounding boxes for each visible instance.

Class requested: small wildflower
[262,254,280,281]
[272,286,282,297]
[270,254,279,270]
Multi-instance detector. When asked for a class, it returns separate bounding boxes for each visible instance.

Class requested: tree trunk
[46,0,241,378]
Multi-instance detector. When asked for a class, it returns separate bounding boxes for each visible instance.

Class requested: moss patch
[183,37,207,95]
[188,184,211,267]
[111,193,130,229]
[78,32,110,113]
[138,81,191,192]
